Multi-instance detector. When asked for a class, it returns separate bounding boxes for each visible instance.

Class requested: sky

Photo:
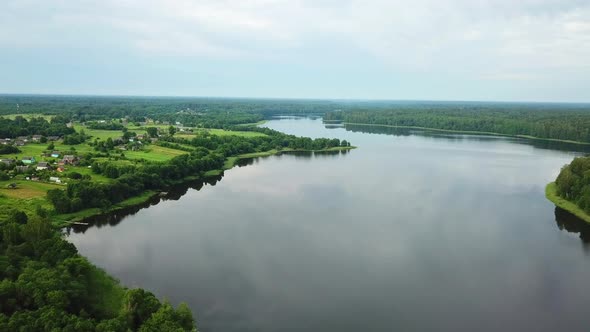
[0,0,589,102]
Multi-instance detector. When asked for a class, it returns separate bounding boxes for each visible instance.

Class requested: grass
[546,182,590,223]
[176,128,267,138]
[0,188,54,218]
[74,124,148,141]
[235,120,268,127]
[0,180,64,199]
[124,145,188,162]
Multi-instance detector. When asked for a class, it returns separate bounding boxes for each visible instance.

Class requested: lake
[68,117,590,331]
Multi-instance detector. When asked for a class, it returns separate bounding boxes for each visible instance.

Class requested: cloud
[0,0,589,99]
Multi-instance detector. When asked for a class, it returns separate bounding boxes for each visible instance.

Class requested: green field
[0,179,63,199]
[176,128,267,139]
[124,145,188,161]
[73,124,148,140]
[546,182,590,223]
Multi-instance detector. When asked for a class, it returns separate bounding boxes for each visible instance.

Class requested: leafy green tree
[147,127,159,138]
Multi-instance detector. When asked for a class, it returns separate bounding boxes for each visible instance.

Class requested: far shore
[341,122,590,146]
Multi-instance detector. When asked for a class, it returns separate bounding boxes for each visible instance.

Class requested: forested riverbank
[324,103,590,143]
[547,156,590,223]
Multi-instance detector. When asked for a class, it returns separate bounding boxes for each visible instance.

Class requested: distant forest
[324,104,590,143]
[1,95,590,142]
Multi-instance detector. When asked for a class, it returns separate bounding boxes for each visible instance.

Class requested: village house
[62,155,78,165]
[51,151,61,158]
[31,135,43,142]
[47,136,60,141]
[1,158,14,166]
[16,136,29,142]
[16,165,29,173]
[15,140,25,146]
[0,138,9,145]
[36,162,51,171]
[21,156,36,164]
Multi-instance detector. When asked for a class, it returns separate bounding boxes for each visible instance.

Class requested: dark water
[68,117,590,332]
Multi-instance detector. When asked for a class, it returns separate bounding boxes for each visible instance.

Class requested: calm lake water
[68,117,590,332]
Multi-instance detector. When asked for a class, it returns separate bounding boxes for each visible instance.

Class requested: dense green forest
[0,210,195,331]
[0,116,73,138]
[324,104,590,143]
[554,156,590,214]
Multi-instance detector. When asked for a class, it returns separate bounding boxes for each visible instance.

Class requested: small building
[36,162,51,171]
[57,166,65,172]
[0,158,14,166]
[47,136,60,141]
[15,140,25,146]
[22,156,36,164]
[49,176,62,184]
[62,155,78,165]
[51,151,61,158]
[0,139,9,145]
[16,136,28,142]
[32,135,43,142]
[16,165,29,173]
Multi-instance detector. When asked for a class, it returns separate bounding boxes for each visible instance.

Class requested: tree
[146,127,158,138]
[168,126,176,136]
[8,210,28,224]
[47,189,71,213]
[47,142,55,150]
[122,289,161,330]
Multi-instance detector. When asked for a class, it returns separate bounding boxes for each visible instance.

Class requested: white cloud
[1,0,589,93]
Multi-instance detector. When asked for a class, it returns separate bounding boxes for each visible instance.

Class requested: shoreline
[56,146,356,227]
[545,182,590,223]
[341,122,590,146]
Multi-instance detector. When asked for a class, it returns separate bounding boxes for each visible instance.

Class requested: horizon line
[0,92,589,105]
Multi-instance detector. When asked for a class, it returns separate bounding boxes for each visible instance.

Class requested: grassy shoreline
[56,146,356,227]
[545,182,590,223]
[342,122,590,146]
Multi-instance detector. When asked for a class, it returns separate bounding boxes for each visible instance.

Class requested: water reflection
[341,124,590,154]
[67,175,224,234]
[68,151,349,234]
[554,207,590,249]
